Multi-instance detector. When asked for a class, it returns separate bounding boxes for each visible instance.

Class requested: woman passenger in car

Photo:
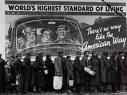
[25,27,38,48]
[39,28,53,44]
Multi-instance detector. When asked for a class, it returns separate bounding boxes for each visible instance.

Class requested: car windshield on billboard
[16,19,83,56]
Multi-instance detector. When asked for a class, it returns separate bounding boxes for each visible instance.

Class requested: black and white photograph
[0,0,127,95]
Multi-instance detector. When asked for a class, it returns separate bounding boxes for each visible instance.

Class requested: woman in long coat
[100,52,111,92]
[73,52,83,92]
[90,52,101,92]
[117,51,127,90]
[45,55,55,91]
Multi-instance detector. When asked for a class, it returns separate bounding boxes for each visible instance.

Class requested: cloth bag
[53,76,63,90]
[84,67,95,76]
[69,80,74,86]
[44,69,48,74]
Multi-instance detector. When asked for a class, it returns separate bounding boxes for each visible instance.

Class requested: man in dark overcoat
[109,51,119,92]
[23,53,32,92]
[14,54,24,93]
[117,51,127,91]
[124,52,127,90]
[81,51,91,92]
[100,52,111,92]
[0,53,6,93]
[74,51,83,93]
[32,53,45,93]
[90,51,101,92]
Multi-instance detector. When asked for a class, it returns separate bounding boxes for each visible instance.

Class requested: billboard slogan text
[81,24,126,51]
[7,4,125,12]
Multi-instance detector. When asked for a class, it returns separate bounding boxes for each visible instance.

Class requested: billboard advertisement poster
[4,0,127,61]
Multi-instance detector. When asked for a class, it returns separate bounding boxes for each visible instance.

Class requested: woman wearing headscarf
[45,54,55,91]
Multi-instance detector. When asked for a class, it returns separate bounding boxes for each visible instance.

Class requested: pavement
[1,91,127,95]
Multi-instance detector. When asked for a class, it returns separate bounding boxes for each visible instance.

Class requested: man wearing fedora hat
[54,25,75,44]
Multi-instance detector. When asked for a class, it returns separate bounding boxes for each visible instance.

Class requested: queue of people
[0,50,127,94]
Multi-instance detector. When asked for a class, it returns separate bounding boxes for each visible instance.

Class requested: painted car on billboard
[7,16,83,60]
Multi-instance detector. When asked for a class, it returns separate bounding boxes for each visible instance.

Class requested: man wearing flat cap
[54,25,74,43]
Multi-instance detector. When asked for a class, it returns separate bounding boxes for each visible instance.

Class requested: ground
[1,92,127,95]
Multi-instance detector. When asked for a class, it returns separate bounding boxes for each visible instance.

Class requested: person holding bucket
[54,51,67,92]
[66,56,74,94]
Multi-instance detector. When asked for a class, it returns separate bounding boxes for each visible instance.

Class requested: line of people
[0,50,127,94]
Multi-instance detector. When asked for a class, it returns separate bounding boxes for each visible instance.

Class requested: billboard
[5,0,127,60]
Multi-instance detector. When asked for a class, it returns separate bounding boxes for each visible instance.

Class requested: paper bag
[53,76,63,90]
[44,69,48,74]
[69,80,74,86]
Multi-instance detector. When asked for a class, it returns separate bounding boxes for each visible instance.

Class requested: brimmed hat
[58,51,64,54]
[57,25,68,28]
[25,27,37,33]
[76,51,82,55]
[41,28,52,34]
[26,53,31,56]
[16,54,22,58]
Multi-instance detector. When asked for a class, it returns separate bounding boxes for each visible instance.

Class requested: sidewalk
[1,91,127,95]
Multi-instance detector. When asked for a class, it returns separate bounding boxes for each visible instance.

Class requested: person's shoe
[116,90,120,93]
[79,91,84,94]
[94,89,98,93]
[106,90,111,93]
[17,92,22,95]
[67,90,73,94]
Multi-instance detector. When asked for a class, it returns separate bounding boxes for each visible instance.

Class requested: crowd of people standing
[0,50,127,94]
